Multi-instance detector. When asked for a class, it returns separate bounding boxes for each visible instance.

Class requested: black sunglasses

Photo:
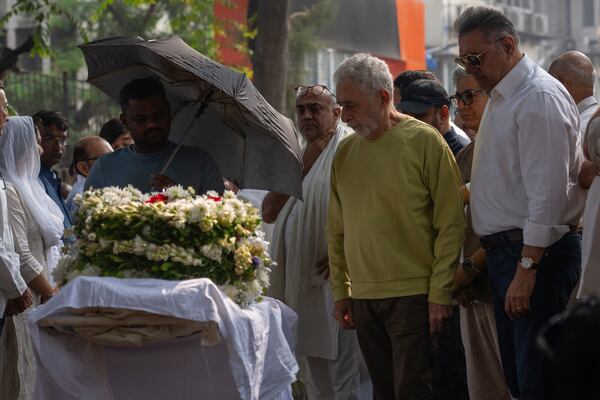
[455,37,505,69]
[450,89,484,108]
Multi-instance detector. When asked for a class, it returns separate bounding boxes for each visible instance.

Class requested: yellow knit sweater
[327,117,465,305]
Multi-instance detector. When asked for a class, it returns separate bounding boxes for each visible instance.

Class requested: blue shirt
[38,166,72,229]
[443,127,469,156]
[84,143,225,195]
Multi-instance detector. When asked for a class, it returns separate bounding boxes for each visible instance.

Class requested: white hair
[452,67,470,86]
[334,53,394,96]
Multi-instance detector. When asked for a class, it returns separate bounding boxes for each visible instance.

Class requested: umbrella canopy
[79,36,303,198]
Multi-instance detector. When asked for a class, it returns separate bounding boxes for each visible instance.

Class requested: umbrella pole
[158,88,216,176]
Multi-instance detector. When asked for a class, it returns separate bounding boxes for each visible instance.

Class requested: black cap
[397,79,450,114]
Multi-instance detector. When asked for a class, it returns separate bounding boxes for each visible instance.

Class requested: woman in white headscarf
[578,114,600,299]
[0,116,63,399]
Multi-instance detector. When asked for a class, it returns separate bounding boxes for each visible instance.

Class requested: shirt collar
[39,165,56,179]
[491,54,532,100]
[577,96,598,113]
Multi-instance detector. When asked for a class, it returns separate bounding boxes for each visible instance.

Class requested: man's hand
[455,289,474,307]
[223,178,240,193]
[429,302,452,338]
[150,174,177,191]
[505,266,537,320]
[315,256,329,280]
[578,160,598,190]
[453,264,477,294]
[334,298,355,329]
[4,289,33,316]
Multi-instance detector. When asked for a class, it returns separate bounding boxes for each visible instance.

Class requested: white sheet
[26,277,298,400]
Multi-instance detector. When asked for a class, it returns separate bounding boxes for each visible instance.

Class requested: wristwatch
[520,256,538,270]
[462,258,481,276]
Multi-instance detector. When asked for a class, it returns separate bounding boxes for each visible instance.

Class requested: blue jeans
[486,232,580,400]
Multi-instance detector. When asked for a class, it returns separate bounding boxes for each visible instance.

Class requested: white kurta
[578,177,600,298]
[270,126,348,360]
[0,186,26,313]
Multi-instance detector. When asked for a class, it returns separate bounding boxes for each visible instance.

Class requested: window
[584,0,595,27]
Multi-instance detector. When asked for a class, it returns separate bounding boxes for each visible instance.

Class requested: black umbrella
[79,36,303,198]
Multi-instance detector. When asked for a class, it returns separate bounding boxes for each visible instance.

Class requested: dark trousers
[432,305,469,400]
[353,295,432,400]
[486,232,580,400]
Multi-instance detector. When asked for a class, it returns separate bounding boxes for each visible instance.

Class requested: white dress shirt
[471,55,580,248]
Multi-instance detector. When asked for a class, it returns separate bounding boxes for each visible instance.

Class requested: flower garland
[53,186,272,306]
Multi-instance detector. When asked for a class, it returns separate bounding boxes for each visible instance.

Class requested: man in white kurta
[264,85,366,399]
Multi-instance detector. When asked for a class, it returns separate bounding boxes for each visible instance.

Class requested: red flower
[208,195,222,202]
[146,193,168,204]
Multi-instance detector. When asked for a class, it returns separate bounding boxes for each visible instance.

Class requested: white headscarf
[0,116,64,250]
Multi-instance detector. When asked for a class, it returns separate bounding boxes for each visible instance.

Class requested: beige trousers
[300,328,371,400]
[460,302,512,400]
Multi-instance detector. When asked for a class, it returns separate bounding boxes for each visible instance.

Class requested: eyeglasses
[42,136,67,147]
[450,89,484,108]
[455,38,505,69]
[294,85,335,98]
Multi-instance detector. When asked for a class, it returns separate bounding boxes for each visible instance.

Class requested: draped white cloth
[270,126,348,360]
[27,277,298,400]
[0,117,64,283]
[578,117,600,298]
[0,186,26,314]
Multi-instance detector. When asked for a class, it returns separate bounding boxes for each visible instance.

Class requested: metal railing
[4,71,121,140]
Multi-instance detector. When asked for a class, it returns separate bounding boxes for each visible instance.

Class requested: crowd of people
[0,5,599,400]
[268,6,600,400]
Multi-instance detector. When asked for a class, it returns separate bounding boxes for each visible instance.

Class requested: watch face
[521,257,533,269]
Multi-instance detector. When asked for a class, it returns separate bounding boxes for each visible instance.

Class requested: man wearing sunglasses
[66,136,113,219]
[455,7,581,400]
[265,84,368,399]
[397,79,470,156]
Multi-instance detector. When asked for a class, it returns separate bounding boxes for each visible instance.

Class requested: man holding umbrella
[85,77,224,194]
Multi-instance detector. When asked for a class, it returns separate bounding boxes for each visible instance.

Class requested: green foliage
[0,0,254,140]
[0,0,253,74]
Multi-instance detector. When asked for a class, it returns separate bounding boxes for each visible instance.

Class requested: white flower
[220,284,239,300]
[201,244,222,263]
[56,186,273,306]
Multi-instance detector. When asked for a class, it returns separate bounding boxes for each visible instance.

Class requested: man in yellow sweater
[328,53,466,399]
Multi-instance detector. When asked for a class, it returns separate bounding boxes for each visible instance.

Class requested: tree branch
[140,3,158,34]
[107,4,132,35]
